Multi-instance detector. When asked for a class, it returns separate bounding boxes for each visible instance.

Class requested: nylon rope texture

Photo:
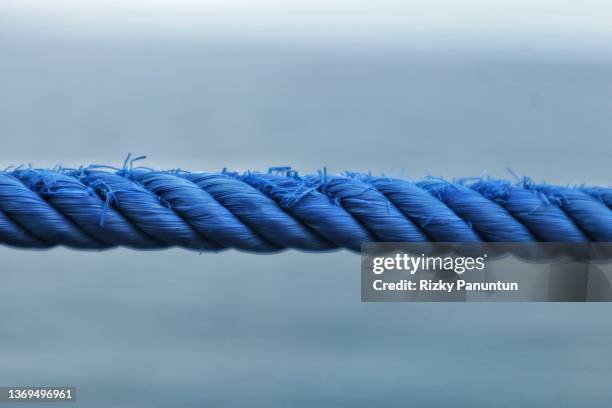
[0,159,611,252]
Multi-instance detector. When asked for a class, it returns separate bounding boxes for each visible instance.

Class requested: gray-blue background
[1,2,612,406]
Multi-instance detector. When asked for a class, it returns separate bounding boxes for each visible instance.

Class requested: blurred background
[1,0,611,406]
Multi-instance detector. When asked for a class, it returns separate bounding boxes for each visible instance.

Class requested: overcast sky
[2,0,611,50]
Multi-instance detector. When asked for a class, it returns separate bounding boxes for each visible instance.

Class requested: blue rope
[0,163,611,251]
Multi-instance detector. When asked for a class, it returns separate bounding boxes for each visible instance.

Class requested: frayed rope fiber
[1,160,612,252]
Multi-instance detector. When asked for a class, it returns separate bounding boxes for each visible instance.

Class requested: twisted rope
[0,162,611,251]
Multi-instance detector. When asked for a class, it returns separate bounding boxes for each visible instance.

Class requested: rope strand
[0,165,610,251]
